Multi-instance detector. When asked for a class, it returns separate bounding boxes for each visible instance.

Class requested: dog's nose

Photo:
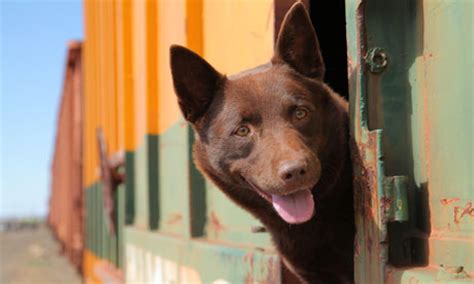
[278,160,307,182]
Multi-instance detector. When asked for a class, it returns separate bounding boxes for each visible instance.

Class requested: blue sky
[1,0,83,218]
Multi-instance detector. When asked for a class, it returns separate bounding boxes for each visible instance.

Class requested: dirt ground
[0,224,82,284]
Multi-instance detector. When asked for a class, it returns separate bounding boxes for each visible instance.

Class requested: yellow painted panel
[83,250,101,284]
[83,0,90,187]
[85,0,93,187]
[146,0,159,135]
[115,1,125,151]
[132,0,148,146]
[83,0,100,187]
[203,0,274,74]
[82,0,277,186]
[116,0,135,151]
[91,1,100,185]
[110,1,119,153]
[100,1,110,152]
[83,250,122,284]
[123,0,135,151]
[83,0,123,187]
[97,0,105,155]
[158,0,186,133]
[186,0,203,55]
[105,1,118,153]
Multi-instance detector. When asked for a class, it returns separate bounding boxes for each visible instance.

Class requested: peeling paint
[440,198,460,206]
[208,211,226,235]
[454,202,474,224]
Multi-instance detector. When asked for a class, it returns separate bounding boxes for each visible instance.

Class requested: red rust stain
[244,252,255,284]
[454,202,474,224]
[245,274,253,284]
[209,211,225,233]
[366,236,373,253]
[380,197,393,222]
[440,198,460,206]
[265,257,280,284]
[166,213,183,225]
[351,133,380,255]
[354,239,360,257]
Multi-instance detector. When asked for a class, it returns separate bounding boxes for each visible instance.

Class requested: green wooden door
[346,0,473,282]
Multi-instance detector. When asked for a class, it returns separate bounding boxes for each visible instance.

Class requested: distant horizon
[0,214,45,221]
[1,1,83,218]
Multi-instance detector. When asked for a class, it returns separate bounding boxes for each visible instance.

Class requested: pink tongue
[272,190,315,224]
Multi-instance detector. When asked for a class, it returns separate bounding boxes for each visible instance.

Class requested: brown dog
[170,3,354,283]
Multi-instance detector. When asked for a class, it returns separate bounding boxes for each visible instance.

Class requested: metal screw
[365,47,388,74]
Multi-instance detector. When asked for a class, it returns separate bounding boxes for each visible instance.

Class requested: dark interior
[309,0,349,99]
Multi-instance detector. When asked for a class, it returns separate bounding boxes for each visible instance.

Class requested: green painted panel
[134,139,149,229]
[157,122,191,236]
[125,151,135,225]
[117,183,126,269]
[364,0,428,268]
[365,0,418,176]
[348,0,473,281]
[408,0,473,271]
[109,189,118,266]
[388,265,473,283]
[133,135,159,229]
[124,226,280,283]
[85,189,91,251]
[84,182,125,269]
[205,182,273,248]
[346,0,388,282]
[188,126,207,238]
[94,186,98,255]
[97,184,103,258]
[155,120,272,247]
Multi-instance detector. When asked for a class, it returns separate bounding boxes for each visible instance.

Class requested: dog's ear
[273,2,325,80]
[170,45,224,123]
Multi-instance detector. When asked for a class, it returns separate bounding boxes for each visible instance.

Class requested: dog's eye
[235,126,251,137]
[295,108,308,120]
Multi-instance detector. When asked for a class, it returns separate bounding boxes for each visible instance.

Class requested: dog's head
[170,3,345,224]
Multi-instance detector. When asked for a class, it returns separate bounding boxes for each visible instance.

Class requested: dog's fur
[170,3,354,283]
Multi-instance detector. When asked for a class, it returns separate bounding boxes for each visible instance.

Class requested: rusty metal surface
[346,1,386,282]
[348,0,473,282]
[48,42,83,272]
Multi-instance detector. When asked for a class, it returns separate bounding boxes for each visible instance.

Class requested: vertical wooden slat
[186,0,203,55]
[123,0,135,152]
[156,0,188,237]
[146,0,158,136]
[131,0,149,229]
[146,0,159,231]
[186,0,206,238]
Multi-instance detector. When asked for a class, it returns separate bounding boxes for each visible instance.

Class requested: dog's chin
[242,177,316,224]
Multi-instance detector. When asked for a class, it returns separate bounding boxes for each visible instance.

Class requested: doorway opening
[309,0,349,99]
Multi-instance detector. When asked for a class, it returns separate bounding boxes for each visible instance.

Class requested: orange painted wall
[84,0,136,187]
[203,0,274,74]
[83,0,276,187]
[158,0,186,132]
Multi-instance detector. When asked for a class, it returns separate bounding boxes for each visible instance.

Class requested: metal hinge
[383,176,409,222]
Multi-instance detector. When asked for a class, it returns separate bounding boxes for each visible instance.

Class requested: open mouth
[244,177,315,224]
